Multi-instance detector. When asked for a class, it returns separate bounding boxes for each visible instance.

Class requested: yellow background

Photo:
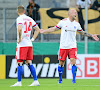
[39,8,100,34]
[0,55,6,79]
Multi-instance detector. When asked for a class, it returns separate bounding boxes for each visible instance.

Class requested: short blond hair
[17,5,25,14]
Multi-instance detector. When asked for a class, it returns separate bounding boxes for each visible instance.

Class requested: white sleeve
[17,18,23,26]
[32,19,37,28]
[77,23,83,32]
[88,0,92,4]
[56,20,63,30]
[76,0,80,5]
[16,18,23,30]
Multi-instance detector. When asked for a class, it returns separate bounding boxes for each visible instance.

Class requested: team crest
[59,56,61,59]
[74,26,76,29]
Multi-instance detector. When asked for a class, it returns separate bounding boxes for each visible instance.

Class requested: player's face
[71,10,77,20]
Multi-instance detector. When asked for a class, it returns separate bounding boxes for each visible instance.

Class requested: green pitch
[0,79,100,90]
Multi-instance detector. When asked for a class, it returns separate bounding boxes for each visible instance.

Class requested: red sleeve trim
[56,25,61,29]
[18,23,22,25]
[77,29,83,31]
[32,23,37,28]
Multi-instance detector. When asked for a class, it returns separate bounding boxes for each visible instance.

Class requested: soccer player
[11,5,40,87]
[40,9,99,84]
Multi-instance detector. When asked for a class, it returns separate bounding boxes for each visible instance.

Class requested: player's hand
[31,37,35,42]
[76,8,80,12]
[40,29,45,33]
[92,34,99,41]
[97,7,100,11]
[17,39,22,43]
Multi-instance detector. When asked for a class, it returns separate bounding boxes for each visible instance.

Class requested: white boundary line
[41,84,100,87]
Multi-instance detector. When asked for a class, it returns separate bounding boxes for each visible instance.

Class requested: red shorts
[58,48,77,61]
[16,46,33,62]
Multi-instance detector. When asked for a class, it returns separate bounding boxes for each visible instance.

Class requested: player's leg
[58,49,68,84]
[26,60,40,86]
[11,61,23,87]
[25,47,40,86]
[58,60,65,84]
[69,48,77,83]
[17,62,23,82]
[70,58,77,83]
[11,47,27,87]
[26,60,37,81]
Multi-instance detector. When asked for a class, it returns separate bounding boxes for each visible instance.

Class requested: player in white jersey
[40,9,99,84]
[11,5,40,87]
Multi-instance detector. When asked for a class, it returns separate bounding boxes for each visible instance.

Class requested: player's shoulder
[59,18,68,23]
[16,16,21,20]
[26,15,35,22]
[74,20,81,27]
[78,0,82,3]
[62,18,68,21]
[16,15,24,21]
[26,15,32,19]
[74,20,80,24]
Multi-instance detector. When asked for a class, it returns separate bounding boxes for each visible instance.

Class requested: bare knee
[70,58,76,65]
[59,60,65,66]
[25,60,32,64]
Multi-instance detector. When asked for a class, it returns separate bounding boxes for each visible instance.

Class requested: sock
[58,65,64,81]
[17,64,23,82]
[28,64,37,81]
[72,65,77,81]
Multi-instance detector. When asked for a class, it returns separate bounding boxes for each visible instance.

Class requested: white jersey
[16,14,37,47]
[56,18,82,49]
[76,0,92,8]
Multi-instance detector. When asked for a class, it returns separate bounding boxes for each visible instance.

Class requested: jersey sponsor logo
[65,30,75,32]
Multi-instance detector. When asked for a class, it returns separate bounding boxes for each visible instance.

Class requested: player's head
[17,5,25,15]
[68,9,77,21]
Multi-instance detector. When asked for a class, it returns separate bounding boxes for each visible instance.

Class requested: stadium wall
[0,42,100,55]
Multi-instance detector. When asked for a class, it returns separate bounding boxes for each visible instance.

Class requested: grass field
[0,79,100,90]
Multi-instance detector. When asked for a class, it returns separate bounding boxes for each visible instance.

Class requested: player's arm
[40,27,59,33]
[78,31,92,37]
[18,25,22,43]
[88,0,92,9]
[78,31,99,41]
[31,25,40,41]
[40,20,62,33]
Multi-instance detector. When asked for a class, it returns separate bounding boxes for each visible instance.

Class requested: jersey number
[24,21,32,33]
